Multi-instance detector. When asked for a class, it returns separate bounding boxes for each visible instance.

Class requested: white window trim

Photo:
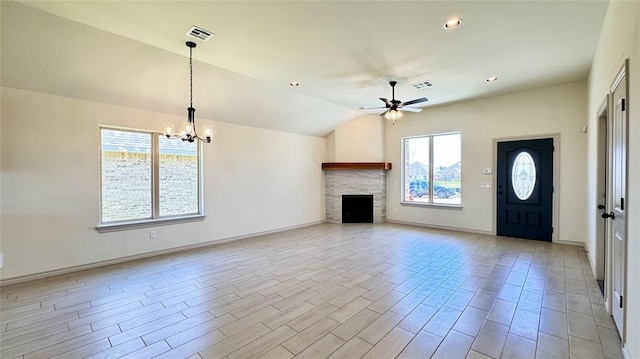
[401,131,462,207]
[96,125,205,232]
[96,214,205,233]
[401,201,464,209]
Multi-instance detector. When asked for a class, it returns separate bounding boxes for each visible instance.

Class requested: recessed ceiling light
[486,77,498,82]
[289,82,300,87]
[443,18,462,29]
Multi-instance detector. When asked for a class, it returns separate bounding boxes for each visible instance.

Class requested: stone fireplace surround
[323,162,391,223]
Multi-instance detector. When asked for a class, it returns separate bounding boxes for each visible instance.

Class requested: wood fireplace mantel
[322,162,392,171]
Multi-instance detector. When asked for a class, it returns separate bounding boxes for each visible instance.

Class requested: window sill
[400,201,463,210]
[96,214,205,233]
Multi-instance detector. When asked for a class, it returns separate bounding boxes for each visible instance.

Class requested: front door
[609,62,628,336]
[496,138,553,241]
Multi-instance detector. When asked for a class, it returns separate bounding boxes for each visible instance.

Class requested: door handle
[597,204,605,209]
[601,212,615,219]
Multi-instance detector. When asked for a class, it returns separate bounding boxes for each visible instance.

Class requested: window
[402,132,461,205]
[99,127,203,229]
[159,136,199,216]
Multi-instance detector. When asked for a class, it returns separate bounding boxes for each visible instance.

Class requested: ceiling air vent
[410,81,435,90]
[186,26,214,42]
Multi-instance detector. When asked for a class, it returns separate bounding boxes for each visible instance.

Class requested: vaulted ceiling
[2,1,609,136]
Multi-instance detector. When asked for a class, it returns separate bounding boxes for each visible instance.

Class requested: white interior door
[609,61,628,337]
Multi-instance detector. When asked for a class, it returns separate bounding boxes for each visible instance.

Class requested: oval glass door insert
[512,152,536,200]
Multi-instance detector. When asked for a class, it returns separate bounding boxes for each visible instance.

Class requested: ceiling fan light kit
[385,109,403,124]
[164,41,212,144]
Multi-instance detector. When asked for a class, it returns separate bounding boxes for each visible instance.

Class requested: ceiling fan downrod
[390,81,397,103]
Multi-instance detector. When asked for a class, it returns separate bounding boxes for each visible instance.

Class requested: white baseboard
[587,244,598,278]
[0,221,325,286]
[623,343,632,359]
[385,219,494,235]
[555,239,586,246]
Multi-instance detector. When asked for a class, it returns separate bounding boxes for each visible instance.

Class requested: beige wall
[384,81,588,243]
[587,1,640,355]
[329,115,385,162]
[325,130,336,162]
[0,88,326,280]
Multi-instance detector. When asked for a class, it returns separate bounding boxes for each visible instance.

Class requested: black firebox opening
[342,195,374,223]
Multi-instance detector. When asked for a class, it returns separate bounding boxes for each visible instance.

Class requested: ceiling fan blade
[401,97,428,107]
[401,107,423,113]
[379,110,389,117]
[358,106,387,110]
[380,98,393,107]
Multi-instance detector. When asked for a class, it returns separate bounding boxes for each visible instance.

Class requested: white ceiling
[2,1,609,137]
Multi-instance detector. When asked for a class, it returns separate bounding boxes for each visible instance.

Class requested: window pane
[159,136,199,217]
[512,151,536,200]
[101,129,152,222]
[404,137,430,202]
[433,133,461,204]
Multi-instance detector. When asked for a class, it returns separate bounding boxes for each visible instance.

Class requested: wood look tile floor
[0,223,624,359]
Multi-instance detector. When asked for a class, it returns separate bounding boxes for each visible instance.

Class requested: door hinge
[551,227,554,233]
[621,197,624,210]
[622,98,626,111]
[620,295,624,308]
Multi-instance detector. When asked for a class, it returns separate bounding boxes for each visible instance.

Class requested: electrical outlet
[465,213,472,220]
[149,231,157,239]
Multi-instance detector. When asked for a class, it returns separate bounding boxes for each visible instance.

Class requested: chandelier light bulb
[164,123,174,137]
[204,126,213,138]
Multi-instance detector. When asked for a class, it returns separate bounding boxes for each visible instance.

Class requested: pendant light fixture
[164,41,212,143]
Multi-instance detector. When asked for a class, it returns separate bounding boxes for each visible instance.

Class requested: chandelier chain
[189,46,193,108]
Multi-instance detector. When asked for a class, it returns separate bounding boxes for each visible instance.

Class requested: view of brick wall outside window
[159,153,198,216]
[100,128,199,223]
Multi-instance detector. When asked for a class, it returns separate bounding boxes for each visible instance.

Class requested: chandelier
[164,41,212,143]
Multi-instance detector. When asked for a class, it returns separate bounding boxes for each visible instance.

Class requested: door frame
[595,94,610,307]
[493,133,560,242]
